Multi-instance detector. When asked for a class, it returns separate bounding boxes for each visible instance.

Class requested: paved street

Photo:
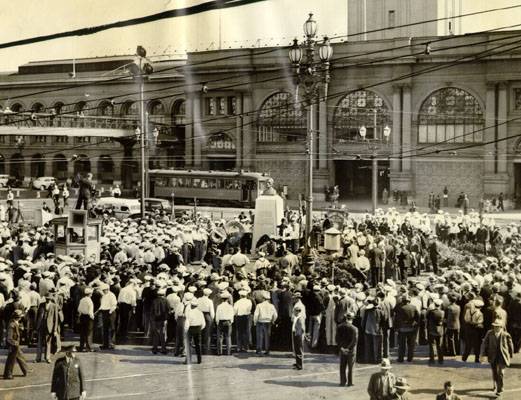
[2,344,521,400]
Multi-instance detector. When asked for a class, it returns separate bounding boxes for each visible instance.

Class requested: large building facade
[2,31,521,207]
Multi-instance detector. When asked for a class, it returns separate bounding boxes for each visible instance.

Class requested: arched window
[98,101,114,116]
[172,99,186,126]
[10,103,23,113]
[31,103,44,113]
[121,101,138,116]
[148,100,165,116]
[75,101,87,114]
[257,92,306,143]
[418,87,484,143]
[53,102,64,115]
[53,154,68,180]
[333,90,391,142]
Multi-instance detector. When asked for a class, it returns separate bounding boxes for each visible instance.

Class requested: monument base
[252,195,284,250]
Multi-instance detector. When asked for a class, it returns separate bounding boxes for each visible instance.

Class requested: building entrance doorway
[334,160,390,200]
[208,157,236,171]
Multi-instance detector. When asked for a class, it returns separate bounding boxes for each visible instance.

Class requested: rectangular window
[55,136,68,143]
[388,10,396,28]
[427,125,436,143]
[418,125,427,143]
[436,125,445,143]
[228,96,237,115]
[205,98,216,115]
[454,125,464,143]
[217,97,225,115]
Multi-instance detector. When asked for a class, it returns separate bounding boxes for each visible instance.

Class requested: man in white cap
[367,358,396,400]
[117,280,137,340]
[98,284,117,350]
[184,298,206,364]
[254,291,278,355]
[215,291,234,355]
[481,319,514,397]
[234,289,253,352]
[392,377,411,400]
[77,288,95,352]
[291,303,306,370]
[198,287,215,354]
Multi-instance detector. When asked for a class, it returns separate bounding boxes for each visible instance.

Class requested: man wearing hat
[367,358,396,400]
[198,287,215,355]
[3,309,30,379]
[391,377,411,400]
[481,319,514,397]
[51,345,86,400]
[184,298,206,364]
[77,288,95,352]
[427,299,445,364]
[151,288,169,354]
[35,289,62,363]
[253,291,278,355]
[336,311,358,387]
[291,303,306,370]
[394,295,419,363]
[98,284,117,350]
[234,289,253,352]
[215,291,234,355]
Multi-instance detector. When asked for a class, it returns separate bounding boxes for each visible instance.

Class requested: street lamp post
[134,45,153,219]
[365,125,391,213]
[289,13,333,255]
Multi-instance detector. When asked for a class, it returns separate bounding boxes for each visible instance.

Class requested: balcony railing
[0,112,141,130]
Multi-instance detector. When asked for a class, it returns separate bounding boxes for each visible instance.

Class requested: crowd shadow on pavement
[263,379,339,388]
[410,387,496,399]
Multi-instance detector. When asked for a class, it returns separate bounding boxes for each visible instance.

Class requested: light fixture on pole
[289,13,333,255]
[383,125,391,141]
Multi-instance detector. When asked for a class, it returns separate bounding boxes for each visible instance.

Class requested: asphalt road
[1,344,521,400]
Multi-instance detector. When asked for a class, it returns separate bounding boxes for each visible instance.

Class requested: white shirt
[197,296,215,318]
[233,297,253,316]
[78,296,95,319]
[99,291,117,313]
[254,301,278,324]
[215,301,234,323]
[185,307,206,329]
[118,285,137,306]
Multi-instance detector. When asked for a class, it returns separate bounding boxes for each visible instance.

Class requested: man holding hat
[51,344,86,400]
[3,309,30,379]
[481,319,514,397]
[367,358,396,400]
[336,311,358,387]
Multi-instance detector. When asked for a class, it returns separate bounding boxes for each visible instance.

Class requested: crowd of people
[0,205,520,398]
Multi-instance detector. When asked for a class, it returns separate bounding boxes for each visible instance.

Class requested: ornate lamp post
[289,13,333,254]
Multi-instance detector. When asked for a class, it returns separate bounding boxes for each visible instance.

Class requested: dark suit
[75,176,93,211]
[445,303,461,355]
[436,393,462,400]
[427,308,444,363]
[3,319,29,379]
[51,355,85,400]
[394,302,419,362]
[481,329,514,394]
[336,321,358,386]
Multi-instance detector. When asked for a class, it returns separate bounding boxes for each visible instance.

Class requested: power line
[0,0,268,50]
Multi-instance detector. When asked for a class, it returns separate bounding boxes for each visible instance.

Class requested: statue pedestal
[252,195,284,250]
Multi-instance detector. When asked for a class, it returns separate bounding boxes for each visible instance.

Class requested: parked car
[6,176,23,188]
[0,174,9,188]
[32,176,57,190]
[143,197,172,213]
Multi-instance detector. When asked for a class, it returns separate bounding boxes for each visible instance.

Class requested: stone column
[483,82,496,175]
[497,82,508,174]
[401,84,412,172]
[185,94,194,167]
[242,93,255,170]
[235,94,243,169]
[391,85,402,172]
[193,93,203,168]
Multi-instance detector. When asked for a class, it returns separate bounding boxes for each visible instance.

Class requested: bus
[148,169,271,207]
